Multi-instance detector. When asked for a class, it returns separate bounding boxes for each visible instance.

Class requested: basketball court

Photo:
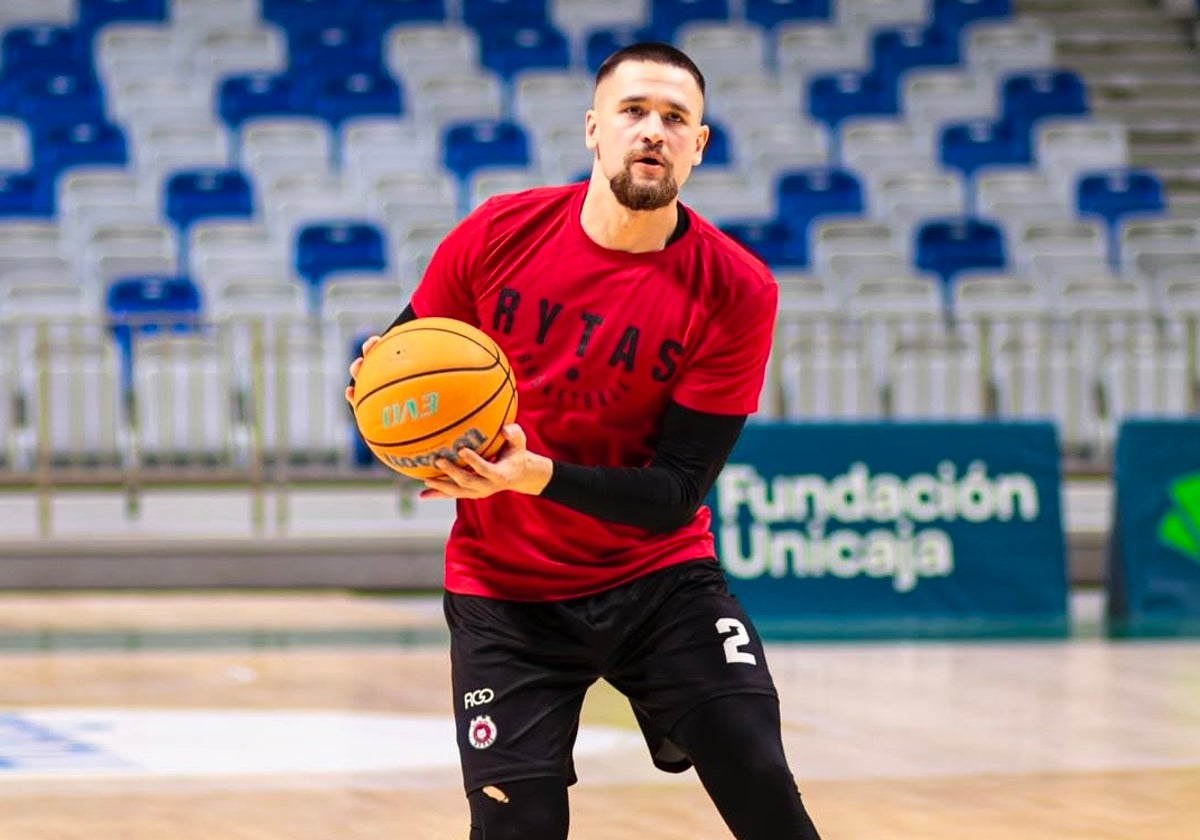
[0,589,1196,840]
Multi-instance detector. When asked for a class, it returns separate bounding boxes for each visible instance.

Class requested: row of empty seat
[4,291,1198,470]
[0,322,351,469]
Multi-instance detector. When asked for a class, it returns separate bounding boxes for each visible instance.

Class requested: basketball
[352,317,518,479]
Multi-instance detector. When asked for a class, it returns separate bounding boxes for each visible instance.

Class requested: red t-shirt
[409,182,778,601]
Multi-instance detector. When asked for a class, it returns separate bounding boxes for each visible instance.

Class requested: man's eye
[625,105,643,115]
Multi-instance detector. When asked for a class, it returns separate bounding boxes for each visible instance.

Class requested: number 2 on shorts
[715,617,758,665]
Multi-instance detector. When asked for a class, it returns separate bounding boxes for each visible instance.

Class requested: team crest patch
[468,715,497,750]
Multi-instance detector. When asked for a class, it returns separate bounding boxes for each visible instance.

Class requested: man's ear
[693,124,710,165]
[584,109,598,150]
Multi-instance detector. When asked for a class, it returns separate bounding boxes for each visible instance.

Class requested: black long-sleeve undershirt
[540,402,746,534]
[369,304,747,534]
[384,303,418,333]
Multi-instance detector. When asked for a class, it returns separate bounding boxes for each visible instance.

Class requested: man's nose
[640,111,665,143]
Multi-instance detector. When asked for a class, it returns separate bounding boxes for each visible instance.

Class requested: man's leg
[671,693,822,840]
[445,592,595,840]
[602,562,822,839]
[467,777,570,840]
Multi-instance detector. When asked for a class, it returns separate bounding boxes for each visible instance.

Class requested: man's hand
[344,334,382,405]
[420,424,553,500]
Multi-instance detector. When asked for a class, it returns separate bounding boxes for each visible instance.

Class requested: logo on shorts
[464,688,494,709]
[468,715,497,750]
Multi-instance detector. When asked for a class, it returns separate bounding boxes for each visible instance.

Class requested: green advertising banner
[708,422,1069,639]
[1108,420,1200,637]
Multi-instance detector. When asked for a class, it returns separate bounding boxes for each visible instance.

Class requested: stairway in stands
[1015,0,1200,215]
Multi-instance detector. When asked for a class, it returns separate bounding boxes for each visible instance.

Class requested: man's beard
[609,152,679,211]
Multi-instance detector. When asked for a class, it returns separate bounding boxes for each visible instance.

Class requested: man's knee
[672,695,822,839]
[467,777,569,840]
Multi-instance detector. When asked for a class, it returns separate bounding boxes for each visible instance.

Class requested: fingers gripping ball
[353,318,518,479]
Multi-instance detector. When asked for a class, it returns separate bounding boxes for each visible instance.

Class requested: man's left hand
[420,424,553,500]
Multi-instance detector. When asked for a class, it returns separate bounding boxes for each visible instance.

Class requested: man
[347,42,822,840]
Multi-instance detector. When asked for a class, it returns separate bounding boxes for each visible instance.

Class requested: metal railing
[0,314,417,536]
[2,309,1197,535]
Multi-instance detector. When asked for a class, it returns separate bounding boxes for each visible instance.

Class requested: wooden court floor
[0,591,1197,840]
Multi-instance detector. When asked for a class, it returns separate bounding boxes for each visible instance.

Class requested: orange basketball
[352,317,518,479]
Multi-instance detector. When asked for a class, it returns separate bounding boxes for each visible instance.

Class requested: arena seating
[0,0,1196,472]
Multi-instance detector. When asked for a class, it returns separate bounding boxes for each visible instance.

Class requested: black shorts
[443,558,779,793]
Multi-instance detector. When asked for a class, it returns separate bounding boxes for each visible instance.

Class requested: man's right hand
[344,334,382,405]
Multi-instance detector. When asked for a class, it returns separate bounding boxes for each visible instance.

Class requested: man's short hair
[594,42,706,96]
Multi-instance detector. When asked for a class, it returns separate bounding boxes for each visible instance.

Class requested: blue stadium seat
[932,0,1010,38]
[775,167,864,265]
[218,74,302,128]
[479,25,571,80]
[364,0,447,29]
[1,25,87,75]
[262,0,359,34]
[915,217,1006,292]
[35,119,129,173]
[106,275,203,390]
[0,172,47,217]
[288,23,383,83]
[35,121,128,207]
[107,277,202,337]
[585,26,650,75]
[720,220,808,268]
[1077,169,1166,261]
[1001,69,1088,153]
[808,72,896,130]
[1076,170,1166,227]
[295,222,388,292]
[644,0,730,42]
[78,0,167,35]
[871,25,959,110]
[744,0,830,29]
[2,70,106,135]
[164,169,255,232]
[939,120,1030,177]
[348,331,379,468]
[463,0,548,30]
[703,119,731,166]
[312,71,404,127]
[442,119,531,182]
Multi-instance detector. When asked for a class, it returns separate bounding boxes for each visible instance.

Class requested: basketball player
[347,42,822,840]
